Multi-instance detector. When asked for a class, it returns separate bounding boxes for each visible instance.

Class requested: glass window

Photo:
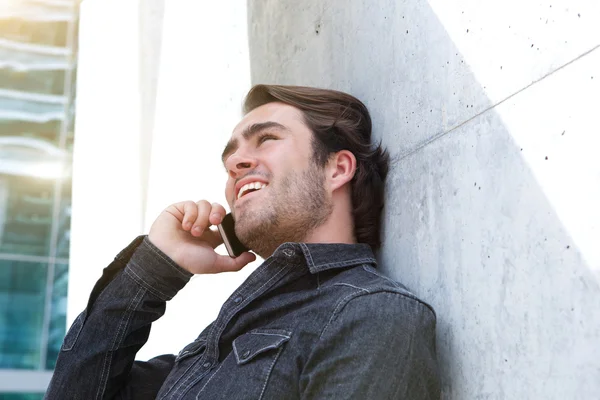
[55,184,71,260]
[0,93,66,123]
[0,0,75,23]
[0,260,47,369]
[0,19,69,48]
[0,46,71,71]
[45,262,68,370]
[0,394,44,400]
[0,68,66,95]
[0,120,62,145]
[0,174,55,257]
[0,1,78,396]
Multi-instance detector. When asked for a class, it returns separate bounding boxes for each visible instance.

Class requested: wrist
[126,237,192,300]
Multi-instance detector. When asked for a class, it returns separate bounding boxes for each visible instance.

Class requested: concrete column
[71,0,254,360]
[68,0,144,321]
[247,0,600,398]
[133,0,254,361]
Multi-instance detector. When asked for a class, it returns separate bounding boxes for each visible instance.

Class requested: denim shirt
[45,236,440,399]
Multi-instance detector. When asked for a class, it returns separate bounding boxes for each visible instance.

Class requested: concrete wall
[247,0,600,398]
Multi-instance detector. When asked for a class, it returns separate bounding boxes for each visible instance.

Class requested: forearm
[45,236,192,400]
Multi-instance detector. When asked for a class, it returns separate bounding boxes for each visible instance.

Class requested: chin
[236,207,278,251]
[234,209,261,237]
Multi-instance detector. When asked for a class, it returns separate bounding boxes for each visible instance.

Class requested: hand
[148,200,256,274]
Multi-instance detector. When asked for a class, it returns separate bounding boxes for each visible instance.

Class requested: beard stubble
[234,163,333,258]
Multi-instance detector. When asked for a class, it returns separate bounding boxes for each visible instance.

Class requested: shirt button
[283,249,294,257]
[242,350,251,359]
[234,296,243,304]
[203,362,211,368]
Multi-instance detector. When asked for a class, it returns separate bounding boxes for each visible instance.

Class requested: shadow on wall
[246,0,600,398]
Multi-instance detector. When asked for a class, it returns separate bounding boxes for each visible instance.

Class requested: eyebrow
[221,121,289,165]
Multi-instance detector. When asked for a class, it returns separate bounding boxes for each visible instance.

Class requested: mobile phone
[217,213,249,257]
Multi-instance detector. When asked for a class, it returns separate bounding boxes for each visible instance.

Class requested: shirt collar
[271,242,377,274]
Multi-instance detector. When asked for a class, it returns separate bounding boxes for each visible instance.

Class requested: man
[45,85,440,399]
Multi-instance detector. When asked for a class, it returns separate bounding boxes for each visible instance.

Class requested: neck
[303,190,356,245]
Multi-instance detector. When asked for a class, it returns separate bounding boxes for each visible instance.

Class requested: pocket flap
[175,337,207,362]
[233,329,291,365]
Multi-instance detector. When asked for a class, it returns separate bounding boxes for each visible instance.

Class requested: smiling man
[45,85,440,399]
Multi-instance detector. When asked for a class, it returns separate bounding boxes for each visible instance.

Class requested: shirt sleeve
[299,291,441,400]
[45,236,193,400]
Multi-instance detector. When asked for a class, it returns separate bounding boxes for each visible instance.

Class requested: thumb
[213,252,256,273]
[201,228,224,249]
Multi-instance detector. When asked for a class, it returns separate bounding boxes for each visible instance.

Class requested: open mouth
[237,181,268,200]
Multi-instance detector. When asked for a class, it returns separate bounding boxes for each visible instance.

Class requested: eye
[257,133,277,145]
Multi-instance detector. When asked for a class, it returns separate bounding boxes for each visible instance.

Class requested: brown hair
[243,84,389,249]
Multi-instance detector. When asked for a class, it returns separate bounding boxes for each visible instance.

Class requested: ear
[326,150,357,192]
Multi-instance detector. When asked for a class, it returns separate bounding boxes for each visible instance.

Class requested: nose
[226,150,257,179]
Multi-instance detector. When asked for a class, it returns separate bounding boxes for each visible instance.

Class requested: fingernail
[211,213,221,223]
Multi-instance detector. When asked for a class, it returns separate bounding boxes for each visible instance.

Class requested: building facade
[0,0,78,397]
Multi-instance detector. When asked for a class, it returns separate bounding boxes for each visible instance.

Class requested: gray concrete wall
[247,0,600,398]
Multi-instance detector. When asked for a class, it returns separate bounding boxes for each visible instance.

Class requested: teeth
[237,182,267,199]
[237,185,247,199]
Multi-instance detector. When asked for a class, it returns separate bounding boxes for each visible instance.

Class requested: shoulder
[320,264,437,338]
[327,263,436,317]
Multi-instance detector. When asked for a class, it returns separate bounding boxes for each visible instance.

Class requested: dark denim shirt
[45,236,440,399]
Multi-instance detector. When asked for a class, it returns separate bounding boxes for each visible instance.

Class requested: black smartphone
[217,213,249,257]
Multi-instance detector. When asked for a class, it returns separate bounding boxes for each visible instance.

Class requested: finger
[209,203,227,226]
[180,201,198,231]
[212,252,256,273]
[191,200,212,236]
[201,228,224,249]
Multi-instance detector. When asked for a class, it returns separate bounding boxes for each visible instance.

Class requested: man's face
[222,102,333,257]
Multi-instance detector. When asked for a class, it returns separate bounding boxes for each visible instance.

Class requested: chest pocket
[233,329,291,365]
[194,328,292,399]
